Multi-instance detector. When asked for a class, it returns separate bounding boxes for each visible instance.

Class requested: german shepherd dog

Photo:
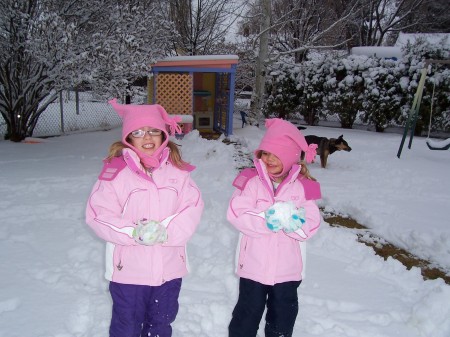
[304,135,352,168]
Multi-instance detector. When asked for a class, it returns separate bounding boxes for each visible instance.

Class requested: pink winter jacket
[86,148,203,286]
[227,159,322,286]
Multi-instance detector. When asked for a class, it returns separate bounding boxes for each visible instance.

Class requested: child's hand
[283,207,306,233]
[133,219,168,245]
[265,202,306,233]
[265,202,295,232]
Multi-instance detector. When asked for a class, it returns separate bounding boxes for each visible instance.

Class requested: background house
[395,32,450,50]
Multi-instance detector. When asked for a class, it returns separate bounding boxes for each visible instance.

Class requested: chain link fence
[0,90,123,139]
[2,90,448,139]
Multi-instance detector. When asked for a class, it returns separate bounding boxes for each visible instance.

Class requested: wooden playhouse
[148,55,239,136]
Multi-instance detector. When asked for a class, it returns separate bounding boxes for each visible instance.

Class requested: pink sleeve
[227,178,273,238]
[163,176,204,246]
[85,180,137,246]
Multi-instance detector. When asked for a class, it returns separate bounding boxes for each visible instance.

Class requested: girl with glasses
[86,99,204,337]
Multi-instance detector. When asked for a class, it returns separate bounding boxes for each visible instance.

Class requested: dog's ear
[339,135,343,139]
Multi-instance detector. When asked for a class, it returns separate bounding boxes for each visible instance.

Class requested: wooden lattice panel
[147,77,154,103]
[156,73,193,115]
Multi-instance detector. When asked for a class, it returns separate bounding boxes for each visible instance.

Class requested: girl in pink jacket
[86,99,203,337]
[227,118,321,337]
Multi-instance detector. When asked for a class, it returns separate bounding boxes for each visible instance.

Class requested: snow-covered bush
[296,55,330,125]
[265,54,331,124]
[324,55,368,129]
[362,58,404,132]
[265,63,302,120]
[262,39,449,133]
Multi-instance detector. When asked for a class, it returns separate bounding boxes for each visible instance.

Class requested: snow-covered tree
[0,0,170,141]
[351,0,428,46]
[271,0,328,63]
[417,0,450,33]
[156,0,243,56]
[392,0,450,39]
[238,0,356,124]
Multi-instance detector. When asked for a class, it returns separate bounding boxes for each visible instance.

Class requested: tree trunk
[251,0,271,127]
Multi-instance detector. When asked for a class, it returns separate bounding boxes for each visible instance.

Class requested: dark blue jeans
[240,111,247,127]
[109,278,182,337]
[229,278,301,337]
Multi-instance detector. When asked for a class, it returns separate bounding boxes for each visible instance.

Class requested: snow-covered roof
[351,46,402,59]
[395,33,450,47]
[156,55,239,62]
[152,55,239,69]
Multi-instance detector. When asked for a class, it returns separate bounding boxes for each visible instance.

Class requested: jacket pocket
[162,247,187,281]
[237,237,266,276]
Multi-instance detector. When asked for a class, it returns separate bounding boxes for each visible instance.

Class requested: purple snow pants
[109,278,182,337]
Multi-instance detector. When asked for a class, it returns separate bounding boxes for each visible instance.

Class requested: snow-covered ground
[1,111,449,337]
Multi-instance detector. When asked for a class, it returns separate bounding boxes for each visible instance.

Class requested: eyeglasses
[130,129,162,138]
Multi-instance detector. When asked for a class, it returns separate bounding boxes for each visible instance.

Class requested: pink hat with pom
[109,99,182,168]
[256,118,317,178]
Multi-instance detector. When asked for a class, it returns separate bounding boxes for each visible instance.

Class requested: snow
[1,111,450,337]
[426,137,450,149]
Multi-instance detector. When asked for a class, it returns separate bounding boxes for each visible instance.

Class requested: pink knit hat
[109,99,182,168]
[256,118,317,178]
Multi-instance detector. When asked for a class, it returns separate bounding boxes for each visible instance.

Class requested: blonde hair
[106,138,188,169]
[299,160,316,181]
